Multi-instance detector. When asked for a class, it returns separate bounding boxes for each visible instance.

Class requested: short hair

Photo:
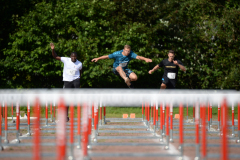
[168,50,175,54]
[70,52,77,56]
[124,45,131,50]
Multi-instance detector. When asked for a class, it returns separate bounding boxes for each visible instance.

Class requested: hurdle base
[26,132,31,136]
[15,139,20,143]
[236,139,240,143]
[178,145,181,150]
[68,156,74,160]
[164,145,169,150]
[178,157,183,160]
[4,139,9,144]
[76,145,81,149]
[194,157,199,160]
[87,145,92,149]
[231,133,235,137]
[93,138,97,143]
[169,138,174,142]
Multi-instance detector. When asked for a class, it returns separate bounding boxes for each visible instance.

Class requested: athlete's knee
[131,76,137,81]
[160,83,167,89]
[129,73,137,81]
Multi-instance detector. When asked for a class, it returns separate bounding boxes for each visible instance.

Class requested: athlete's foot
[128,83,134,89]
[124,77,131,86]
[66,117,69,122]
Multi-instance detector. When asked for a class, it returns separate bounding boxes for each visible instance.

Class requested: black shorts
[162,76,176,89]
[64,78,80,88]
[112,68,133,78]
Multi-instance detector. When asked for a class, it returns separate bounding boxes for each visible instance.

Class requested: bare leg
[116,66,131,86]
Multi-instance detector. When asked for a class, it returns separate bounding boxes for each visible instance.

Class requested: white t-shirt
[61,57,82,82]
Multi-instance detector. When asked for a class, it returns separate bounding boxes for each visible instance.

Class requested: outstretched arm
[136,56,152,63]
[173,60,186,72]
[148,65,160,74]
[91,55,109,62]
[50,43,61,61]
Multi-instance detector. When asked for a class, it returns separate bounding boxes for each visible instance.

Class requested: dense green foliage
[1,0,239,89]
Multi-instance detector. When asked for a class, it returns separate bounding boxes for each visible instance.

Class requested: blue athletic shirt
[108,50,138,69]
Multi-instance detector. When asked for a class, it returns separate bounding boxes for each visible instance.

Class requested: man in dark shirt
[148,50,186,89]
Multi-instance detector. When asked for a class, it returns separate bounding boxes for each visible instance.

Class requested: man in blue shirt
[91,45,152,88]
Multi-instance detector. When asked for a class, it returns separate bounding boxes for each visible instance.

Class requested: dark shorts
[162,75,176,89]
[64,78,80,88]
[112,67,133,78]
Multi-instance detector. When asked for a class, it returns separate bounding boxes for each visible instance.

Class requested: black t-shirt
[158,59,184,81]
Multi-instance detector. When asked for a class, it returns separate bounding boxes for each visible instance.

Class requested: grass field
[2,105,238,120]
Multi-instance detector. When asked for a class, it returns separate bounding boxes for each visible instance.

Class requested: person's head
[123,45,131,56]
[70,52,77,62]
[168,50,175,62]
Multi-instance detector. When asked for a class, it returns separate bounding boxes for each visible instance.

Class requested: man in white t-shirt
[50,43,82,121]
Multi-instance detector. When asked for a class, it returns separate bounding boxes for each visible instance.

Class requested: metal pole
[93,103,98,143]
[92,105,94,127]
[165,104,169,150]
[82,103,89,160]
[202,104,207,160]
[210,102,212,126]
[4,102,9,143]
[153,103,156,135]
[100,103,102,125]
[162,103,165,136]
[57,98,67,160]
[232,102,235,137]
[87,104,92,149]
[218,103,220,131]
[208,102,210,131]
[179,103,184,159]
[45,102,48,126]
[237,102,240,143]
[33,98,41,160]
[221,98,228,160]
[16,102,20,143]
[69,103,74,160]
[159,103,163,142]
[0,103,4,151]
[27,102,31,136]
[195,102,200,160]
[12,103,15,123]
[53,101,56,123]
[50,103,53,122]
[170,103,173,142]
[103,106,106,125]
[77,103,81,149]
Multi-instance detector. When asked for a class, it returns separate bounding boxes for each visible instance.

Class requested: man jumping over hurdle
[91,45,152,88]
[148,50,186,89]
[50,43,83,121]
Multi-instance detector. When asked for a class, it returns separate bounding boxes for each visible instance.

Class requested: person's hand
[148,70,154,74]
[91,58,99,62]
[50,43,55,50]
[173,60,179,65]
[145,58,152,63]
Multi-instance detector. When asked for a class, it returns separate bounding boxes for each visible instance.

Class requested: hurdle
[238,102,240,143]
[0,89,240,160]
